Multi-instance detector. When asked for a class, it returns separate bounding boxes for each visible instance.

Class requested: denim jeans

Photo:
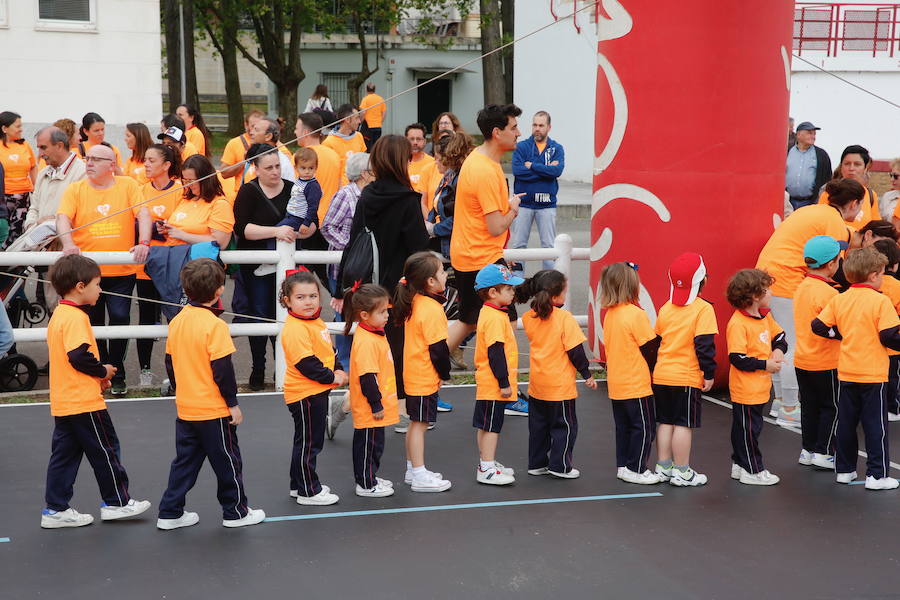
[238,265,275,372]
[90,274,136,383]
[0,297,14,358]
[510,206,557,272]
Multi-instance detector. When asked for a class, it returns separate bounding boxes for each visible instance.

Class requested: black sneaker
[248,370,265,391]
[111,379,127,396]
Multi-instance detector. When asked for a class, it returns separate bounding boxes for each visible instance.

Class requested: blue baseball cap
[804,235,847,268]
[474,263,525,290]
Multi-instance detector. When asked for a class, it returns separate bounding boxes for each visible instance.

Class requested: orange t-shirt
[818,285,900,383]
[0,140,36,194]
[311,144,341,222]
[792,275,841,371]
[652,298,719,388]
[282,314,337,403]
[124,157,149,186]
[57,177,143,277]
[349,327,400,429]
[185,126,206,157]
[359,93,386,128]
[474,304,518,400]
[408,155,436,200]
[403,294,448,396]
[164,196,234,246]
[450,150,511,272]
[181,141,200,163]
[423,165,444,213]
[756,203,851,298]
[220,133,251,168]
[726,310,783,405]
[602,303,656,400]
[80,141,124,172]
[218,173,237,206]
[535,141,547,154]
[166,304,237,421]
[47,303,106,417]
[322,132,366,187]
[819,187,878,231]
[135,179,182,279]
[522,307,587,401]
[879,275,900,357]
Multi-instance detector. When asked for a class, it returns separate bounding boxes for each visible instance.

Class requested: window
[319,73,359,109]
[35,0,97,32]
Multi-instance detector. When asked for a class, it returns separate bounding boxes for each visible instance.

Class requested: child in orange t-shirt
[42,255,151,529]
[518,270,596,479]
[726,269,786,486]
[871,239,900,422]
[600,262,662,485]
[393,252,453,493]
[343,283,400,497]
[472,264,524,486]
[158,259,266,529]
[280,270,348,505]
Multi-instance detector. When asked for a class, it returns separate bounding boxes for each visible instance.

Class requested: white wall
[0,0,162,149]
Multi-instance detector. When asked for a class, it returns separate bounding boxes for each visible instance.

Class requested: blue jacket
[512,136,565,209]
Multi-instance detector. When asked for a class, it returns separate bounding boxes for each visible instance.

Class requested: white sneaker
[404,469,442,485]
[411,471,452,493]
[669,467,708,487]
[549,468,580,479]
[811,453,835,470]
[253,264,277,277]
[655,463,673,482]
[494,462,515,476]
[777,406,801,428]
[157,511,199,530]
[356,482,394,497]
[139,369,154,387]
[41,507,94,529]
[291,484,330,498]
[376,477,393,489]
[836,471,858,484]
[865,476,900,490]
[100,498,151,521]
[527,467,550,476]
[222,508,266,528]
[738,469,780,486]
[476,465,515,486]
[888,412,900,422]
[798,449,813,466]
[326,392,349,440]
[731,463,742,480]
[769,398,783,418]
[617,467,662,485]
[296,489,339,506]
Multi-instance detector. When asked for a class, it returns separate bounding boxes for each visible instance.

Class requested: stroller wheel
[0,354,39,392]
[24,302,47,325]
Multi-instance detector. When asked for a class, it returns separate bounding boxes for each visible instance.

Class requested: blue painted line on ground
[264,492,662,523]
[0,537,10,543]
[849,481,865,485]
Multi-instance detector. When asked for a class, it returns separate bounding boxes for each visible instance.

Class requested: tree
[500,0,514,103]
[162,0,181,109]
[479,0,505,106]
[181,0,200,110]
[196,0,244,136]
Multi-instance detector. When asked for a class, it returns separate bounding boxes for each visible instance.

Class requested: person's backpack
[340,198,379,292]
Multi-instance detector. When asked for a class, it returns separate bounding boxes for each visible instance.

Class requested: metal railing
[2,235,589,391]
[794,3,900,57]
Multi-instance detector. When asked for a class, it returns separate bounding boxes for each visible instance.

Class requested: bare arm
[484,194,522,237]
[56,213,79,254]
[242,223,296,242]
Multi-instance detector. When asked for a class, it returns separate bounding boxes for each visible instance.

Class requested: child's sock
[406,460,412,471]
[674,464,690,472]
[411,465,427,476]
[480,460,495,471]
[657,459,673,469]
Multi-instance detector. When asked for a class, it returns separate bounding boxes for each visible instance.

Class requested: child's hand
[765,358,782,373]
[771,349,785,363]
[373,410,385,420]
[229,406,243,426]
[702,378,714,392]
[500,386,512,398]
[100,379,111,392]
[584,376,597,390]
[103,364,117,380]
[332,370,348,387]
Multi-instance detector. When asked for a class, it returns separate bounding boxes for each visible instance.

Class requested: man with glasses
[56,145,153,396]
[786,121,832,210]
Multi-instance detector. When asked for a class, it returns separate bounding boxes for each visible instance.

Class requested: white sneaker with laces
[836,471,858,484]
[769,398,783,418]
[139,369,154,387]
[731,463,742,480]
[291,485,330,498]
[549,468,580,479]
[356,482,394,497]
[476,465,515,486]
[811,453,835,470]
[494,462,515,476]
[404,469,441,484]
[411,471,452,493]
[889,412,900,422]
[222,508,266,528]
[296,489,339,506]
[655,463,673,482]
[798,449,813,466]
[865,476,900,490]
[326,392,349,440]
[253,264,277,277]
[527,467,550,476]
[41,507,94,529]
[776,406,801,428]
[670,467,708,487]
[617,467,661,485]
[738,469,780,486]
[376,477,393,488]
[100,498,151,521]
[157,511,199,530]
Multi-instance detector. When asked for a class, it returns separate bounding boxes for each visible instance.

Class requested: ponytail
[515,269,567,319]
[342,283,390,335]
[392,251,443,324]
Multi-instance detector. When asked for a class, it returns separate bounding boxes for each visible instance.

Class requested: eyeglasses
[84,156,113,164]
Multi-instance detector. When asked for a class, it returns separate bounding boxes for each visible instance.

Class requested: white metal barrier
[3,234,590,390]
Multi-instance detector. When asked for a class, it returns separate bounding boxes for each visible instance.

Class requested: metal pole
[273,240,295,391]
[553,233,573,308]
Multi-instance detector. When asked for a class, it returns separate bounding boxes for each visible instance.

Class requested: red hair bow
[399,276,407,286]
[285,266,310,277]
[351,280,362,292]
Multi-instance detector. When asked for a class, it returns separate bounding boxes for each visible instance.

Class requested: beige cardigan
[24,153,85,232]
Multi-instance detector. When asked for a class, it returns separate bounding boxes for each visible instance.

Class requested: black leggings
[136,278,160,370]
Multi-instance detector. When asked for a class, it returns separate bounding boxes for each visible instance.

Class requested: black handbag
[340,197,379,292]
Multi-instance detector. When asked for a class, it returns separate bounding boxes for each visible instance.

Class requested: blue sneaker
[504,395,529,416]
[437,399,453,412]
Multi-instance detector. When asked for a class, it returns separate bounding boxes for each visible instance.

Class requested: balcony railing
[795,3,900,57]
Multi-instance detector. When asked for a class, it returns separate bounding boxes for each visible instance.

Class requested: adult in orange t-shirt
[77,112,124,174]
[447,104,523,357]
[322,104,366,187]
[359,83,386,151]
[0,111,37,247]
[123,123,153,186]
[161,155,234,249]
[56,144,153,396]
[816,144,879,231]
[220,109,264,179]
[405,123,435,214]
[176,104,211,158]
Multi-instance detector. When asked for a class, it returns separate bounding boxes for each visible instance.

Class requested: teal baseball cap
[474,263,525,290]
[804,235,847,268]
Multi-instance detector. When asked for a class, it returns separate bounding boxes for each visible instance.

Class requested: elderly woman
[883,158,900,225]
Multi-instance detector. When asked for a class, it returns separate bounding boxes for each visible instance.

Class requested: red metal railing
[795,2,900,57]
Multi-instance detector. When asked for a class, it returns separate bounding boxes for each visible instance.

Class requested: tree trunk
[479,0,505,106]
[347,10,379,108]
[163,0,181,110]
[182,0,200,109]
[500,0,514,104]
[276,81,301,128]
[221,24,244,137]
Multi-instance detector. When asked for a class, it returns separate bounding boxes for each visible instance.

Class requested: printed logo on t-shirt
[96,204,110,217]
[8,154,19,162]
[173,212,187,223]
[410,174,421,184]
[759,330,770,344]
[320,328,331,344]
[152,205,166,217]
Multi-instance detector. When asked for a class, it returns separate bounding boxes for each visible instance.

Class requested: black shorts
[653,384,702,428]
[472,400,508,433]
[406,394,439,423]
[455,259,518,325]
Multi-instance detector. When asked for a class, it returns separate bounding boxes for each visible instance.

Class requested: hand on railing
[275,225,296,243]
[130,244,149,264]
